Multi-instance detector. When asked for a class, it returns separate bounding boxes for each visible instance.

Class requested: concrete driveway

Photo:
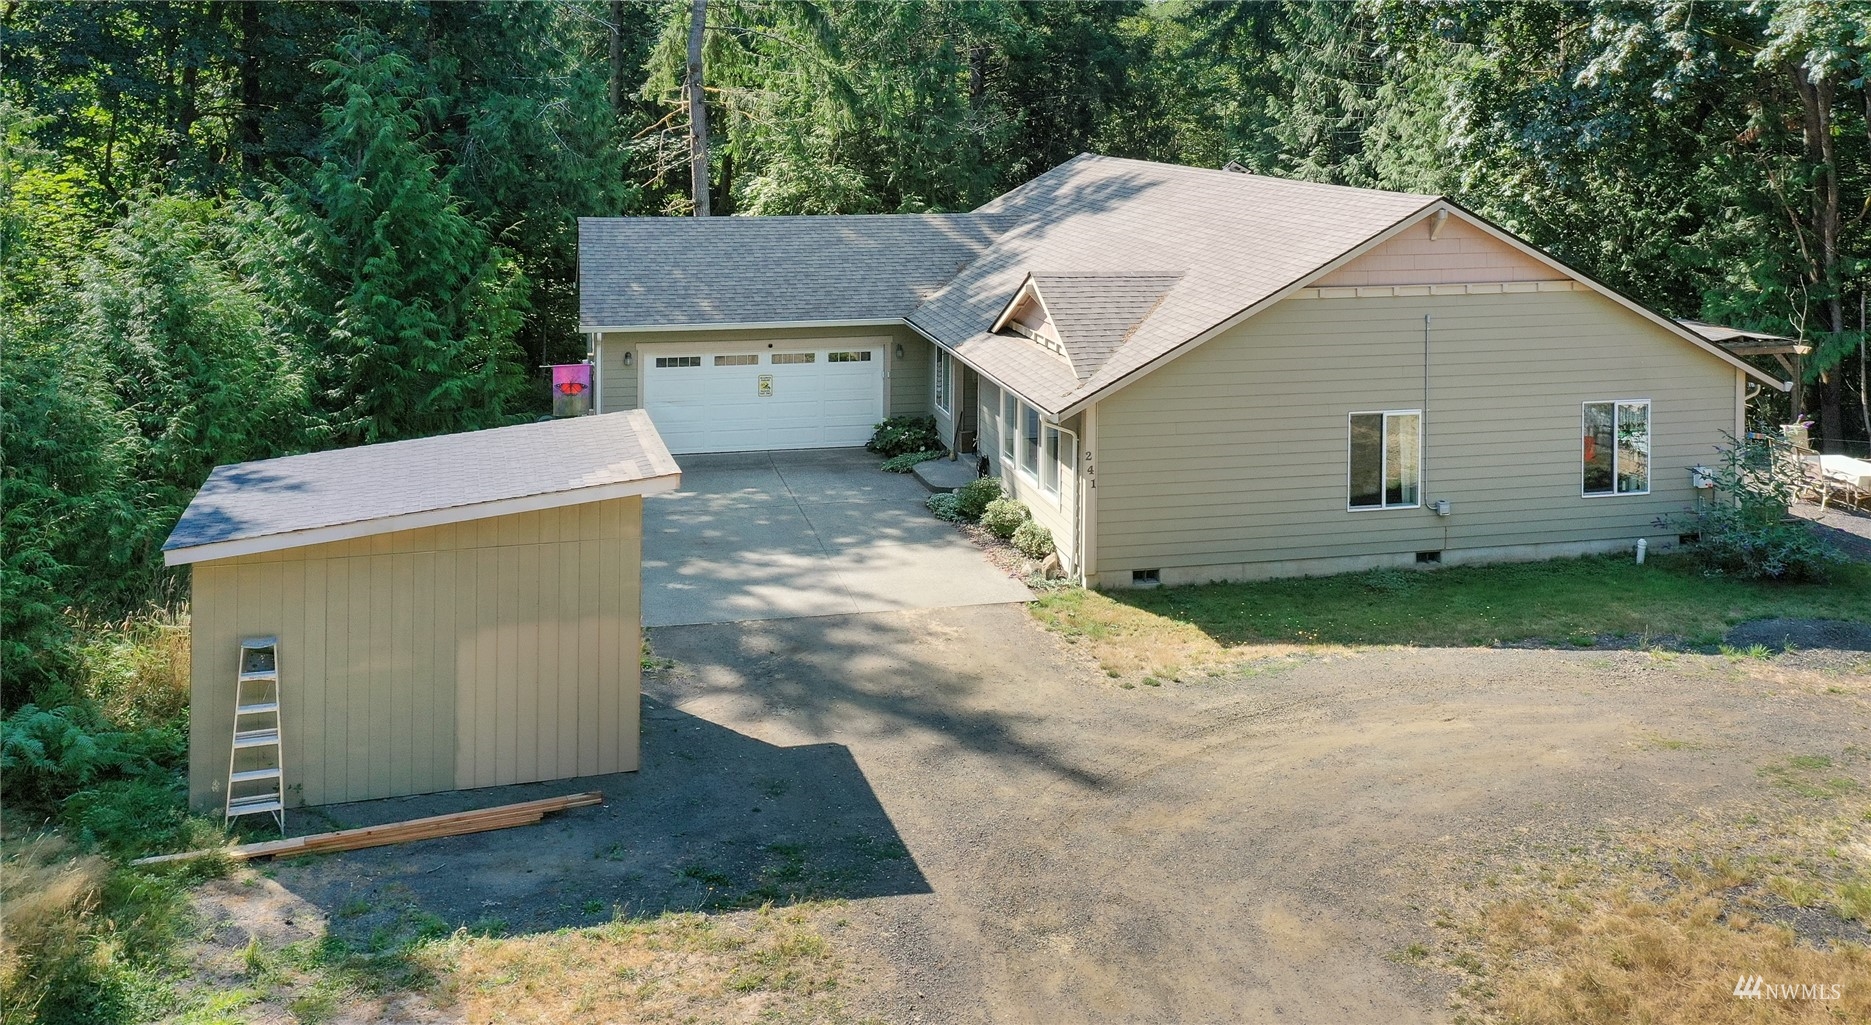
[641,449,1031,627]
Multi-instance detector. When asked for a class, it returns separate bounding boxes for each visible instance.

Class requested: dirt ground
[200,604,1871,1023]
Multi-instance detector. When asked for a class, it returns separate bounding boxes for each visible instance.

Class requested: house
[579,155,1788,589]
[162,411,679,812]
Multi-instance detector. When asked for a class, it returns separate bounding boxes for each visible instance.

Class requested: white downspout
[1079,404,1098,588]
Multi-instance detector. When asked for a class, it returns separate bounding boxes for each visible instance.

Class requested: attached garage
[163,411,680,814]
[641,340,886,454]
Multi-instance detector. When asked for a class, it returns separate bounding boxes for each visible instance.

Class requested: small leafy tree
[1668,433,1843,582]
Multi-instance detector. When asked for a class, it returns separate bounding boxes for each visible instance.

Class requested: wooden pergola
[1678,320,1812,378]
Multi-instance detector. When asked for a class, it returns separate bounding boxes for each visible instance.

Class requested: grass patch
[414,904,853,1024]
[1437,777,1871,1025]
[1760,755,1861,799]
[1030,555,1871,676]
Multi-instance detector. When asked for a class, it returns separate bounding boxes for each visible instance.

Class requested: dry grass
[1468,885,1870,1023]
[1439,786,1871,1025]
[0,836,109,1020]
[214,902,862,1025]
[413,904,855,1025]
[1027,586,1311,678]
[72,605,190,730]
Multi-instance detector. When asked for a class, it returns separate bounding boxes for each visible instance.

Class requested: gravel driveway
[259,604,1869,1023]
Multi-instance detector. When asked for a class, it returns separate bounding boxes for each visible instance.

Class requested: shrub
[926,493,965,521]
[0,704,181,813]
[1012,520,1055,559]
[980,498,1030,539]
[867,415,941,458]
[60,777,222,861]
[955,476,1003,520]
[881,449,945,473]
[1668,434,1844,582]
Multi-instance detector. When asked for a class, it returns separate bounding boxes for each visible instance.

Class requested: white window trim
[1040,424,1062,496]
[934,349,952,414]
[1345,409,1423,512]
[1581,398,1652,498]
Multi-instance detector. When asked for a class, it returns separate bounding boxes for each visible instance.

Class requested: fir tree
[294,29,529,447]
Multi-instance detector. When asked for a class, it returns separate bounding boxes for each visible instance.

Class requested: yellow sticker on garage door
[757,374,773,397]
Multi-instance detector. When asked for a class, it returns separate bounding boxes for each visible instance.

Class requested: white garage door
[642,342,886,454]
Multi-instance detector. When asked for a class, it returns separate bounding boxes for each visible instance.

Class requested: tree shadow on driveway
[264,698,929,945]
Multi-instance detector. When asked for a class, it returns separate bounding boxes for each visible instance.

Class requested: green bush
[925,493,965,521]
[1012,520,1055,559]
[955,476,1003,520]
[60,777,224,861]
[1670,434,1844,582]
[981,498,1030,539]
[867,415,941,458]
[881,448,945,473]
[0,704,182,813]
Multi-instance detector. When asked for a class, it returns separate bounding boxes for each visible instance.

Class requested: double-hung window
[1019,403,1041,479]
[934,349,952,413]
[1348,410,1421,510]
[1582,400,1650,496]
[1000,392,1017,463]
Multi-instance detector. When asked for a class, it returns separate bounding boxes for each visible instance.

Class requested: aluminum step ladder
[226,636,285,831]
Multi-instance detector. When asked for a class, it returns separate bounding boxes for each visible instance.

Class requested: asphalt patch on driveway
[262,697,929,945]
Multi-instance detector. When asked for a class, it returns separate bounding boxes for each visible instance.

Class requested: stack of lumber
[132,791,603,866]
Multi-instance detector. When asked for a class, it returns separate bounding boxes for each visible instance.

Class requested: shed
[163,411,680,813]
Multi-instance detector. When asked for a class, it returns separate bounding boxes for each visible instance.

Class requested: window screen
[1041,427,1061,494]
[1000,393,1017,461]
[1349,411,1420,509]
[1020,404,1041,477]
[1583,401,1649,495]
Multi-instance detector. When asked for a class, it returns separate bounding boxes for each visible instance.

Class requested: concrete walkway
[641,449,1032,627]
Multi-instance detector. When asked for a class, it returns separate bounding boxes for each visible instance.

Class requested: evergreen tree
[78,194,309,588]
[291,30,530,446]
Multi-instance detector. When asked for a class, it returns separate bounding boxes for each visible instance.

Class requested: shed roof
[578,213,1008,331]
[164,411,680,565]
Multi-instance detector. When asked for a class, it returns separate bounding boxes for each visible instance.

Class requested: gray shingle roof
[578,214,1009,330]
[1025,272,1183,380]
[164,411,679,561]
[908,155,1438,413]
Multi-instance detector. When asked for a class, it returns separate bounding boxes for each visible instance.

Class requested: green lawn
[1032,555,1871,656]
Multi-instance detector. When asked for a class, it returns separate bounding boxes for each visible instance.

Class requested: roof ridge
[1060,153,1443,201]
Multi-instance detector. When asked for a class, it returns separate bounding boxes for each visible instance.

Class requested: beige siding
[1316,215,1554,288]
[892,331,933,418]
[1093,288,1737,585]
[188,499,642,811]
[596,325,929,418]
[977,385,1081,569]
